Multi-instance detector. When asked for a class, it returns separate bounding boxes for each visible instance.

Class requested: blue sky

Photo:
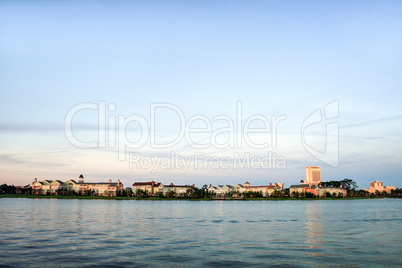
[1,0,401,189]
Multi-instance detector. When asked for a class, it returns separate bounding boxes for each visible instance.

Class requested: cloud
[0,123,64,132]
[0,123,109,133]
[0,154,29,165]
[343,115,402,129]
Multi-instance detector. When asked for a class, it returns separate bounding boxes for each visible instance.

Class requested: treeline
[320,179,357,190]
[2,182,402,199]
[0,184,16,194]
[0,184,31,195]
[128,187,288,199]
[127,185,212,199]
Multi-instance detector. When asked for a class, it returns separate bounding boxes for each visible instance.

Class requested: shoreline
[1,194,399,201]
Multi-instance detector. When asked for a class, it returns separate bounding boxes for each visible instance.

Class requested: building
[317,187,347,197]
[290,167,346,197]
[234,182,284,197]
[289,181,319,197]
[208,181,284,197]
[290,180,346,197]
[64,179,80,193]
[31,174,124,196]
[363,181,395,194]
[306,166,321,185]
[208,185,234,196]
[76,174,123,196]
[131,181,195,197]
[158,183,195,197]
[132,181,161,196]
[32,178,44,195]
[15,185,31,194]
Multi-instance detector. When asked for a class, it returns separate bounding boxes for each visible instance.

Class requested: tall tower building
[306,166,321,185]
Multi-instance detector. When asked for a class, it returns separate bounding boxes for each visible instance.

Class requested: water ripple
[0,198,401,267]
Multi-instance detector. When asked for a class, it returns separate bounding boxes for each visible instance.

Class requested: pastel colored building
[132,181,161,195]
[158,183,195,197]
[76,174,123,196]
[289,181,347,197]
[132,181,195,197]
[208,185,234,196]
[31,174,123,196]
[208,181,284,197]
[32,178,45,195]
[65,179,80,193]
[234,182,284,197]
[289,181,318,196]
[32,178,63,195]
[306,166,321,185]
[363,181,395,194]
[290,166,346,197]
[317,187,347,197]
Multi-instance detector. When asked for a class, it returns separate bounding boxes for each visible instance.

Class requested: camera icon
[301,100,339,167]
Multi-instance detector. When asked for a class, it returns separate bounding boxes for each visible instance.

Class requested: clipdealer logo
[301,100,339,167]
[64,100,339,171]
[64,101,286,155]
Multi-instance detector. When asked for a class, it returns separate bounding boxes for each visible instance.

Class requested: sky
[1,0,401,189]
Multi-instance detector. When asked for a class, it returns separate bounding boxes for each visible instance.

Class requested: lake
[0,198,401,267]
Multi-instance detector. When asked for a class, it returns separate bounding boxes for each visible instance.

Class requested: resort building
[234,182,284,197]
[32,178,44,195]
[31,174,124,196]
[208,185,234,196]
[75,174,123,196]
[363,181,395,194]
[290,166,346,197]
[64,179,80,193]
[306,166,321,185]
[317,187,347,197]
[158,183,195,197]
[132,181,162,195]
[290,180,346,197]
[208,181,284,197]
[15,185,31,194]
[289,181,318,196]
[132,181,195,197]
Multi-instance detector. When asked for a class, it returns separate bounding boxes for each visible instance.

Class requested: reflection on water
[304,202,326,256]
[0,198,401,267]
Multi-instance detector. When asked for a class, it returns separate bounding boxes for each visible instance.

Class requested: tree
[283,188,290,197]
[124,188,133,197]
[135,189,148,198]
[200,184,208,197]
[0,184,16,194]
[166,190,175,198]
[186,187,200,199]
[305,192,316,198]
[340,179,358,191]
[270,190,283,198]
[348,189,356,197]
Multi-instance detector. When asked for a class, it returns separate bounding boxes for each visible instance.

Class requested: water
[0,198,401,267]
